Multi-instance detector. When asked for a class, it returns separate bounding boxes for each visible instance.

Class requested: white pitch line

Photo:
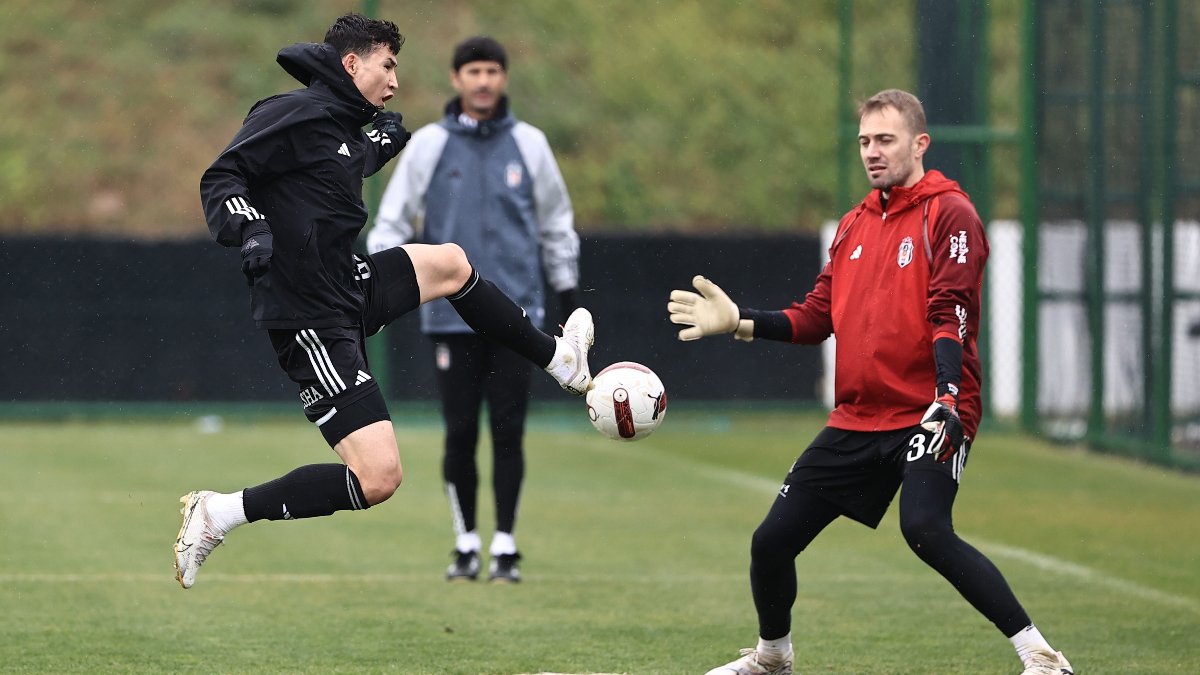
[968,538,1200,614]
[0,572,745,585]
[580,434,1200,614]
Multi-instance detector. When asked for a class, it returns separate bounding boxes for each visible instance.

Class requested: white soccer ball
[585,361,667,441]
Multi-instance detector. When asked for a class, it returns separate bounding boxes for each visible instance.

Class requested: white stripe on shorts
[314,406,338,426]
[295,330,346,396]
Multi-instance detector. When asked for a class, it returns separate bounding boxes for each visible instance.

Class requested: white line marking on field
[969,538,1200,613]
[0,572,745,584]
[580,435,1200,614]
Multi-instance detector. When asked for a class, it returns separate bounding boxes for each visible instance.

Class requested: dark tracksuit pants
[432,333,532,539]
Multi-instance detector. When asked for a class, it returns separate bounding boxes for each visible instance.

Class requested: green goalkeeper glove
[668,275,754,341]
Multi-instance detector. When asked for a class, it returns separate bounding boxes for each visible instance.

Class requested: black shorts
[267,247,421,446]
[786,425,972,528]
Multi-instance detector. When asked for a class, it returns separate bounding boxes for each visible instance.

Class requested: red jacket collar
[861,169,966,215]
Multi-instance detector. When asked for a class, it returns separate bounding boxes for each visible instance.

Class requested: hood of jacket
[440,95,516,137]
[276,42,380,126]
[860,169,966,216]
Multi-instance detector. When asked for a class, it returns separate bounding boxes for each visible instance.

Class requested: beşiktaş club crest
[897,236,914,268]
[506,161,523,188]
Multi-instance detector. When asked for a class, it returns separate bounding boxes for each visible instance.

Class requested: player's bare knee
[437,242,473,286]
[360,464,403,505]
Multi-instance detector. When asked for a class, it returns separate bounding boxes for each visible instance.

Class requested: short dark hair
[858,89,927,135]
[452,36,507,71]
[324,13,404,59]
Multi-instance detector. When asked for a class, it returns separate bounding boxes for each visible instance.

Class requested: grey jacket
[367,97,578,333]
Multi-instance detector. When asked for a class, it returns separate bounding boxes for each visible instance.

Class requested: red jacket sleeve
[925,193,989,344]
[784,261,834,344]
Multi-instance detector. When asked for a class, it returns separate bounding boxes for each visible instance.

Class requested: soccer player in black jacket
[178,13,594,589]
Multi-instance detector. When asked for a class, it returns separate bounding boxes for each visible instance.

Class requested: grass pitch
[1,406,1198,674]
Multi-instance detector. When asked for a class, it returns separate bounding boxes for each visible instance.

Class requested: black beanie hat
[452,36,507,71]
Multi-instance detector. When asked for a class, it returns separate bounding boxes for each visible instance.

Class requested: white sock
[205,490,248,535]
[544,337,572,376]
[455,531,481,554]
[1009,624,1054,664]
[490,531,517,556]
[757,633,792,664]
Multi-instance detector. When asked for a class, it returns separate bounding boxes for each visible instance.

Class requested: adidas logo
[849,244,863,260]
[355,370,372,385]
[338,142,350,157]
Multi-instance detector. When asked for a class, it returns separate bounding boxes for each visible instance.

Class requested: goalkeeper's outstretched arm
[668,272,834,344]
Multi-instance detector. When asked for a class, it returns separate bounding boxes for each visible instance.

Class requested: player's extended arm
[667,276,754,341]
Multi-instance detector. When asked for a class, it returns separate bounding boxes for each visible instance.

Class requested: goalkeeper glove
[373,111,411,148]
[920,393,964,462]
[668,275,754,341]
[240,224,273,280]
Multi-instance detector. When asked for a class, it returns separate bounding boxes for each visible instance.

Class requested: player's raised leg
[400,242,593,394]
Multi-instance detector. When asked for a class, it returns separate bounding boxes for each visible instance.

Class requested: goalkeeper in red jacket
[670,89,1073,675]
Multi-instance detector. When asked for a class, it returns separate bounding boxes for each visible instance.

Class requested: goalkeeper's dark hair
[858,88,927,135]
[324,13,404,59]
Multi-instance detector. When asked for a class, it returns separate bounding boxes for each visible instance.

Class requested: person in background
[669,89,1073,675]
[368,36,579,584]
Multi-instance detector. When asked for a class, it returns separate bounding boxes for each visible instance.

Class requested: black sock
[448,269,556,367]
[243,464,368,522]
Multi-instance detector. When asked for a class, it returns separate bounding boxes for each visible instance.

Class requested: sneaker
[489,552,522,583]
[174,491,225,589]
[704,648,793,675]
[549,307,594,395]
[446,549,481,582]
[1021,650,1074,675]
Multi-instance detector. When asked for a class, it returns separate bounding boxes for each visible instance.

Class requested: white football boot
[546,307,594,395]
[174,490,225,589]
[1021,649,1074,675]
[704,648,794,675]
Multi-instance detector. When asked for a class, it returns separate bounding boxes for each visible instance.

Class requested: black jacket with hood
[200,42,404,329]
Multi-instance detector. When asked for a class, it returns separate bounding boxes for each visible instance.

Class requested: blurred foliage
[0,0,1019,238]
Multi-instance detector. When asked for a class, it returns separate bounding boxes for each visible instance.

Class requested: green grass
[2,407,1198,673]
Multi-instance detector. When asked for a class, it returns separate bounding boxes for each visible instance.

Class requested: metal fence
[835,0,1200,469]
[1030,0,1200,469]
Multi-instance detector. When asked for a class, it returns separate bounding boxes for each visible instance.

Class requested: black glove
[240,224,273,280]
[373,111,411,148]
[920,393,964,462]
[558,287,580,324]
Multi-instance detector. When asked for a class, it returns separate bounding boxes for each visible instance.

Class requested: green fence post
[837,0,854,212]
[1085,0,1106,445]
[1019,0,1041,433]
[1136,0,1154,457]
[1157,0,1179,460]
